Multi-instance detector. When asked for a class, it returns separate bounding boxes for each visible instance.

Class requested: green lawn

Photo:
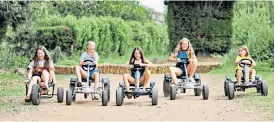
[0,73,35,115]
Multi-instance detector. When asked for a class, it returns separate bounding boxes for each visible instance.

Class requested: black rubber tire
[194,88,202,96]
[170,85,176,100]
[202,85,209,100]
[261,80,268,96]
[69,85,76,101]
[256,82,261,93]
[228,83,235,100]
[84,94,88,99]
[151,85,158,106]
[224,80,228,96]
[102,90,109,106]
[104,82,110,102]
[57,87,64,103]
[116,87,124,106]
[196,79,201,86]
[31,84,41,105]
[182,89,186,93]
[163,79,170,97]
[66,89,72,105]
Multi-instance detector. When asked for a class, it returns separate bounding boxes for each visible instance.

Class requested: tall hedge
[9,15,169,58]
[165,1,234,55]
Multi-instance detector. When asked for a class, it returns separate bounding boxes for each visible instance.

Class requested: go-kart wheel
[163,79,170,97]
[102,90,109,106]
[57,87,64,103]
[182,88,186,93]
[104,82,110,102]
[256,82,261,93]
[224,80,229,96]
[84,94,88,99]
[66,89,72,105]
[228,83,235,100]
[69,85,76,101]
[261,80,268,96]
[151,85,158,106]
[116,87,124,106]
[202,85,209,100]
[194,88,201,96]
[31,84,41,105]
[170,85,176,100]
[195,79,201,86]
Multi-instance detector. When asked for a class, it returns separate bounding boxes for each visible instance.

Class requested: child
[168,38,197,85]
[122,47,154,92]
[235,45,256,85]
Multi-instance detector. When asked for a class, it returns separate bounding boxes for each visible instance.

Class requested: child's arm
[234,56,241,66]
[189,50,198,63]
[143,58,155,68]
[250,57,256,67]
[168,53,180,62]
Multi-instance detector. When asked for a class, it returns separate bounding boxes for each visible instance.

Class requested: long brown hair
[129,47,145,65]
[31,46,52,73]
[174,38,195,58]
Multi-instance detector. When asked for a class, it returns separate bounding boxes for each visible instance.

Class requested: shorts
[177,64,189,76]
[88,69,98,78]
[32,72,42,78]
[131,72,144,79]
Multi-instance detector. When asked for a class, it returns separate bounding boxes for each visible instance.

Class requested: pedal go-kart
[224,58,268,100]
[163,56,209,100]
[66,60,110,106]
[25,78,64,105]
[116,64,158,106]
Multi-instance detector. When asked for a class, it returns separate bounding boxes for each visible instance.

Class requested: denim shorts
[88,69,98,78]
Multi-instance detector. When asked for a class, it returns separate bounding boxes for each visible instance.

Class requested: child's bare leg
[249,69,256,82]
[236,69,242,85]
[169,67,182,84]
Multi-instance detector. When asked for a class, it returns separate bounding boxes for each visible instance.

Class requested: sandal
[40,82,47,89]
[41,89,49,95]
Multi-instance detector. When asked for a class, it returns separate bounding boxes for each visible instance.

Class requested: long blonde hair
[239,45,250,57]
[174,38,195,58]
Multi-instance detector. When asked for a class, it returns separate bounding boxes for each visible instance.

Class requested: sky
[139,0,165,13]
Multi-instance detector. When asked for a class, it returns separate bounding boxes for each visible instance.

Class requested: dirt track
[0,74,272,121]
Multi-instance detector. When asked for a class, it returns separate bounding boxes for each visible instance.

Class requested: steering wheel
[82,59,96,71]
[239,58,253,68]
[178,57,189,64]
[133,64,144,69]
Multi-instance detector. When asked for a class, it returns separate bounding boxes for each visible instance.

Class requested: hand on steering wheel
[175,58,181,63]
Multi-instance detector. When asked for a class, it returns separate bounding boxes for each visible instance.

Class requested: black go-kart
[163,57,209,100]
[116,64,158,106]
[25,78,64,105]
[66,59,110,106]
[224,58,268,100]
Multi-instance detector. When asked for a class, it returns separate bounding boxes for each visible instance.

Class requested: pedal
[76,82,83,87]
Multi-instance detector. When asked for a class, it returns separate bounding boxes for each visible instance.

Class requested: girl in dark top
[123,47,155,92]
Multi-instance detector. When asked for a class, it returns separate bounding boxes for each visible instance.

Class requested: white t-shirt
[28,60,54,70]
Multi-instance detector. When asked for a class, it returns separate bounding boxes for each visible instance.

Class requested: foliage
[165,1,234,54]
[222,1,274,71]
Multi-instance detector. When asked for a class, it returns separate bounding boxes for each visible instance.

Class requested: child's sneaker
[176,89,181,94]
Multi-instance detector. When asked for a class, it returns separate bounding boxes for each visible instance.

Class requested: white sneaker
[176,89,181,94]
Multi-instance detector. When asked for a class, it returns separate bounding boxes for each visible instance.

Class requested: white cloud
[139,0,165,13]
